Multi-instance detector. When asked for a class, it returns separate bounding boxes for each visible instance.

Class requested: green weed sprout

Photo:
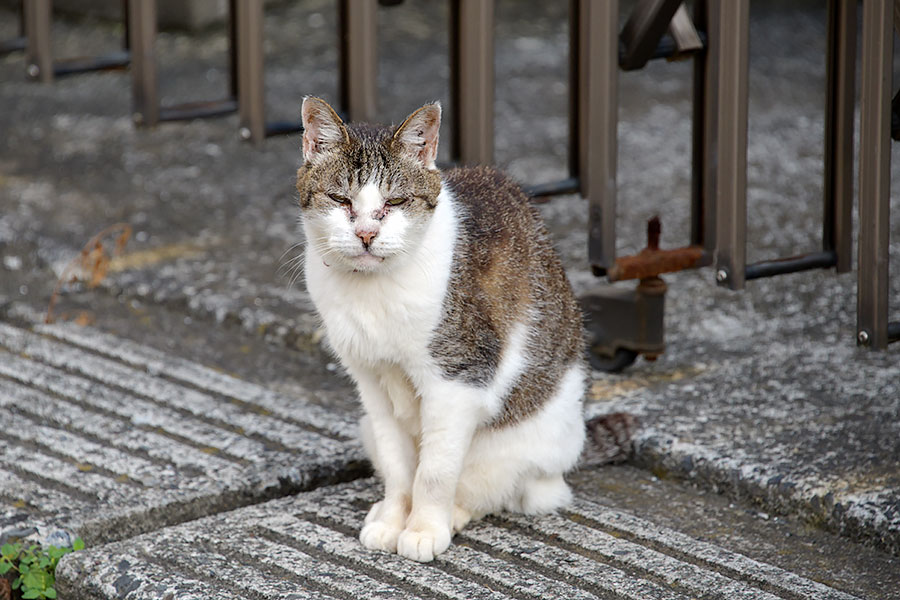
[0,538,84,599]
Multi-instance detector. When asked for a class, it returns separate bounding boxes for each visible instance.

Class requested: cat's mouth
[350,250,385,268]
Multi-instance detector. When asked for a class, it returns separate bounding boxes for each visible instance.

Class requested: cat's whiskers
[278,240,306,263]
[285,256,308,289]
[278,240,314,290]
[277,250,306,280]
[279,236,344,289]
[282,259,304,289]
[277,240,308,268]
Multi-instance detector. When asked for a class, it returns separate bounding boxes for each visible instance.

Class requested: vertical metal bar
[122,0,130,52]
[713,0,749,290]
[567,0,580,180]
[236,0,265,143]
[857,0,892,349]
[690,0,718,259]
[581,0,619,276]
[338,0,378,123]
[227,0,238,100]
[449,0,494,165]
[823,0,856,273]
[24,0,53,83]
[0,4,27,56]
[127,0,159,127]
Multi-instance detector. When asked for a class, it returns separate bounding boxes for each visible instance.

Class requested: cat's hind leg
[518,473,573,515]
[457,362,586,518]
[451,504,473,533]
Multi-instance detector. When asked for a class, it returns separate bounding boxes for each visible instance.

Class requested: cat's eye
[385,197,408,206]
[328,193,351,205]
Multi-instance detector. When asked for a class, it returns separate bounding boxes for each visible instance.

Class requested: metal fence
[6,0,897,362]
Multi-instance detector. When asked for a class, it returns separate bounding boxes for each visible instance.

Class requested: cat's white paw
[360,499,409,552]
[360,520,403,552]
[397,520,452,562]
[451,504,472,533]
[519,474,572,514]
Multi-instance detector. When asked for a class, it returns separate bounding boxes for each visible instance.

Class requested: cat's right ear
[301,97,349,165]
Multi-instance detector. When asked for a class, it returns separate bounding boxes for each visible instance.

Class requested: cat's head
[296,97,443,274]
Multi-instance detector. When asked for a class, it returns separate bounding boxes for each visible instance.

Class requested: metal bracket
[581,277,666,373]
[581,217,683,372]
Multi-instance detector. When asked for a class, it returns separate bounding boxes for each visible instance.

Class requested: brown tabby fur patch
[297,122,442,215]
[429,167,584,427]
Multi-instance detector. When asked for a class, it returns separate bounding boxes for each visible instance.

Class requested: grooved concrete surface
[2,1,900,597]
[0,317,364,544]
[56,479,861,600]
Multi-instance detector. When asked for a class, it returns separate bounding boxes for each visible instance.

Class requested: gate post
[857,0,893,349]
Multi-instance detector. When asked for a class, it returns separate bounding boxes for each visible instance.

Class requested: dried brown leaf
[115,226,132,254]
[89,255,109,288]
[45,222,132,324]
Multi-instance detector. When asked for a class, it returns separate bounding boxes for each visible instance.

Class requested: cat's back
[432,166,584,417]
[442,166,537,252]
[441,165,574,298]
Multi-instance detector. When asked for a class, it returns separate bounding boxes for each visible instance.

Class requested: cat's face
[297,98,442,274]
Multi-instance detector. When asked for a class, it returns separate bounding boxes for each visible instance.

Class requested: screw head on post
[239,127,252,141]
[857,330,870,346]
[26,64,40,79]
[716,269,729,284]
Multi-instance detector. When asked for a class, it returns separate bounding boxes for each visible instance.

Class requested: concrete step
[0,317,365,546]
[56,478,864,600]
[586,335,900,557]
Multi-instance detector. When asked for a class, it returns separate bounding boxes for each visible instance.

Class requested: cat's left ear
[301,97,349,165]
[392,102,441,170]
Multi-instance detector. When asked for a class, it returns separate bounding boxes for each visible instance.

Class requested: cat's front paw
[397,519,452,562]
[360,499,408,552]
[360,520,404,552]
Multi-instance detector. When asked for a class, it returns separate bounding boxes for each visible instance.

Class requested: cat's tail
[582,412,638,466]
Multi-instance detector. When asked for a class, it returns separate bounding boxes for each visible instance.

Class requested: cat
[296,97,586,562]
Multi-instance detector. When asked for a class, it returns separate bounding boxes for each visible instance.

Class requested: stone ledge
[57,478,862,600]
[0,317,365,548]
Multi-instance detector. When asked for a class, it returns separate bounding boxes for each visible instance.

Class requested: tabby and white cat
[296,97,586,562]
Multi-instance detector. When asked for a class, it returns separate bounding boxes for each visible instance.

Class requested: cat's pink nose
[356,229,377,247]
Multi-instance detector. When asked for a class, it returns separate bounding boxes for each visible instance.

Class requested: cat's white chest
[314,270,444,364]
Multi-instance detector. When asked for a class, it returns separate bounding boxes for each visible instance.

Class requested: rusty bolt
[647,216,661,251]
